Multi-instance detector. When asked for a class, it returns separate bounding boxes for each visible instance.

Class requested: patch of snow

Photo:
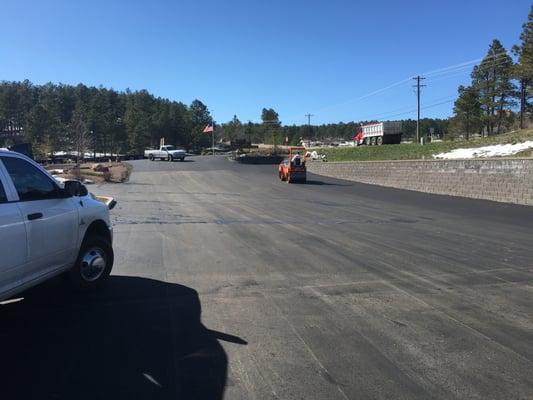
[53,150,121,158]
[433,141,533,159]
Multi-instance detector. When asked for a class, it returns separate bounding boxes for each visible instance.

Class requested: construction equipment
[354,122,403,146]
[278,147,307,183]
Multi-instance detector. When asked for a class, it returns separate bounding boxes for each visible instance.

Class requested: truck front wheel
[68,235,114,289]
[168,154,173,162]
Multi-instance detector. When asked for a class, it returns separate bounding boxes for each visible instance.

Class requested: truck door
[0,155,79,283]
[0,165,27,295]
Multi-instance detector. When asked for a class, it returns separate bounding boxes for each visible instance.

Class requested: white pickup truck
[144,145,186,161]
[0,149,115,301]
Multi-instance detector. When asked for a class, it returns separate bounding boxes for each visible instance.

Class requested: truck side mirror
[64,180,88,197]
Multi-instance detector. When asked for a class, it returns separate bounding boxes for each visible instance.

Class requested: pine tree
[261,108,279,125]
[513,5,533,128]
[471,39,515,135]
[189,100,213,151]
[452,85,482,140]
[261,108,280,145]
[124,90,155,153]
[224,115,242,142]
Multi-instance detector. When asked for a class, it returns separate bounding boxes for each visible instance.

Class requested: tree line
[0,79,449,156]
[218,111,449,146]
[0,82,213,157]
[451,5,533,139]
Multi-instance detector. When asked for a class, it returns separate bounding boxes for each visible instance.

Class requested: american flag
[202,124,214,133]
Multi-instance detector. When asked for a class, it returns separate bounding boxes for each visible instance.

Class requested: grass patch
[319,129,533,162]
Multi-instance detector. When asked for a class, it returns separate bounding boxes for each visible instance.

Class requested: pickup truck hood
[169,149,186,155]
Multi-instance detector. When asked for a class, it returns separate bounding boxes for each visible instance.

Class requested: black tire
[365,137,371,146]
[68,235,113,289]
[179,157,185,162]
[376,136,383,145]
[370,137,376,146]
[168,154,173,162]
[149,154,154,161]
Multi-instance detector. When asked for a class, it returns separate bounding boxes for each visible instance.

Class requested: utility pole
[413,76,426,143]
[305,113,314,140]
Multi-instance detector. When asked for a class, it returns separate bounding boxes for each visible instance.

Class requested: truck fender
[79,219,112,248]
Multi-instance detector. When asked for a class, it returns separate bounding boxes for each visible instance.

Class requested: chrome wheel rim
[80,247,106,282]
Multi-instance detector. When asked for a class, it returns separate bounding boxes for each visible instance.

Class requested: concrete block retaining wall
[308,159,533,206]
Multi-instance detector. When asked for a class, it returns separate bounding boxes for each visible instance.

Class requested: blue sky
[1,0,531,125]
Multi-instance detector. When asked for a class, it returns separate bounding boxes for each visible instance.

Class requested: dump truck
[278,147,307,183]
[354,122,402,145]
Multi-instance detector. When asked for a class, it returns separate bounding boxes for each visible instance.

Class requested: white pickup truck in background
[144,145,186,161]
[0,149,115,301]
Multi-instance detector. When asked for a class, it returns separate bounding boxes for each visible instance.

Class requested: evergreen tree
[124,90,155,153]
[25,104,52,157]
[261,108,280,145]
[451,85,482,140]
[471,39,515,135]
[513,5,533,128]
[189,100,213,151]
[244,121,254,144]
[224,115,242,142]
[168,102,190,147]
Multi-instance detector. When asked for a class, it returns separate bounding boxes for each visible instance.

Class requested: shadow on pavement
[303,180,348,186]
[0,275,246,400]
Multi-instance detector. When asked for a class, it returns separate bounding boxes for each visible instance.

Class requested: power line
[357,97,456,122]
[301,77,413,118]
[311,52,511,118]
[359,96,455,120]
[422,98,455,110]
[422,51,511,78]
[425,57,512,83]
[285,51,512,124]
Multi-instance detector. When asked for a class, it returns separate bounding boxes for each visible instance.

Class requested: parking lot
[2,156,533,399]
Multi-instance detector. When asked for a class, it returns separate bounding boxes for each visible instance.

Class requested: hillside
[318,129,533,162]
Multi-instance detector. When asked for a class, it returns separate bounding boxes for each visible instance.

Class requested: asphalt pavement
[2,155,533,400]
